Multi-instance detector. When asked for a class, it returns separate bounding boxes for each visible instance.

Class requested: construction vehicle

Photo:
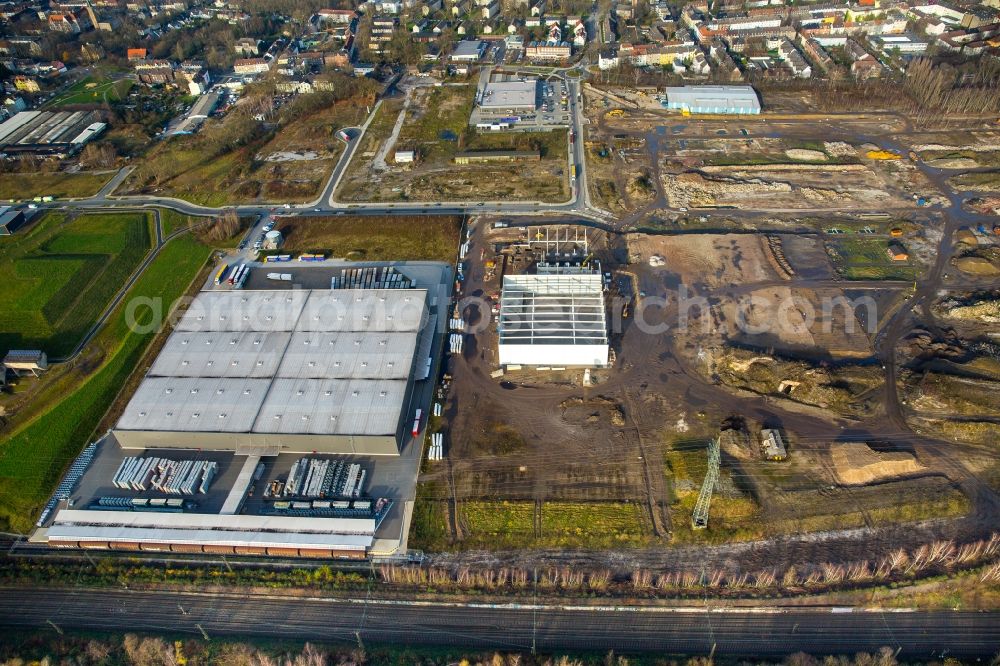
[606,109,625,118]
[866,149,902,160]
[908,151,918,162]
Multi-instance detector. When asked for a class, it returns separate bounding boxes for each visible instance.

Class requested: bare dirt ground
[415,218,993,572]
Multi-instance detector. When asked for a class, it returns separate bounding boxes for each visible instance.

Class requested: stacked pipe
[112,457,217,495]
[428,433,445,461]
[449,318,466,332]
[449,333,463,355]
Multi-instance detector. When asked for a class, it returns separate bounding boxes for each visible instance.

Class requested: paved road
[2,588,998,657]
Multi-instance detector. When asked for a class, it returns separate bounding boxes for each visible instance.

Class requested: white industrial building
[114,289,431,455]
[498,273,608,367]
[46,510,376,558]
[451,39,487,60]
[479,79,538,114]
[663,85,761,115]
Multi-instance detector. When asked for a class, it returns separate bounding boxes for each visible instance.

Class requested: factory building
[498,273,609,368]
[114,289,431,455]
[0,110,106,155]
[662,85,761,115]
[37,264,449,560]
[478,79,538,115]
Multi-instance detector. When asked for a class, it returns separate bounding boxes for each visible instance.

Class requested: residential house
[524,40,571,60]
[234,37,260,57]
[233,57,270,75]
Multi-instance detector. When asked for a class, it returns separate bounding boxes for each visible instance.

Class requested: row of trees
[0,634,911,666]
[380,533,1000,596]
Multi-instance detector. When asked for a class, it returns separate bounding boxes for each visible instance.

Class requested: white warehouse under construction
[498,273,608,368]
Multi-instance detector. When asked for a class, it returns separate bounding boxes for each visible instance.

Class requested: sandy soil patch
[627,233,777,288]
[785,149,827,161]
[831,443,924,485]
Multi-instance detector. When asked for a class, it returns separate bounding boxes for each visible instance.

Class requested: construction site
[581,86,952,228]
[411,214,989,564]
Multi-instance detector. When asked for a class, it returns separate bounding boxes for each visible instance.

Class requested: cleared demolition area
[36,263,451,559]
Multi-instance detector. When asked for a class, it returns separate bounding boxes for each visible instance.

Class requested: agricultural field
[0,232,213,534]
[273,214,461,262]
[0,171,113,200]
[45,77,133,108]
[336,83,568,203]
[122,88,374,206]
[0,211,153,358]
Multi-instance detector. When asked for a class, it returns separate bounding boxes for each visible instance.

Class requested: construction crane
[691,437,720,530]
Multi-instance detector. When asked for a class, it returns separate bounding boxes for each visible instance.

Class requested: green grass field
[827,237,920,280]
[456,500,652,550]
[46,77,133,108]
[0,233,212,533]
[0,171,113,200]
[0,211,153,357]
[274,215,461,262]
[396,85,475,160]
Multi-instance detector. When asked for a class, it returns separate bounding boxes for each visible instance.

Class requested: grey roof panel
[254,378,408,436]
[149,331,291,378]
[176,291,309,332]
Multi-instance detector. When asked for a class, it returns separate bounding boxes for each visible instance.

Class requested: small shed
[0,209,26,235]
[761,429,787,461]
[4,349,48,376]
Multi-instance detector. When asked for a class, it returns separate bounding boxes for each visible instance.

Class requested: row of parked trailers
[226,263,250,289]
[90,496,194,512]
[277,458,365,499]
[268,497,392,523]
[112,457,218,495]
[330,266,412,290]
[46,540,366,559]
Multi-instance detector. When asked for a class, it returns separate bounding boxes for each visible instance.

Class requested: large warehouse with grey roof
[114,289,430,455]
[36,262,450,560]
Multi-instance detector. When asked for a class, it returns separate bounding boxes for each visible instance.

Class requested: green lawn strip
[0,233,212,533]
[408,481,451,552]
[46,77,132,107]
[0,171,113,200]
[539,501,650,548]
